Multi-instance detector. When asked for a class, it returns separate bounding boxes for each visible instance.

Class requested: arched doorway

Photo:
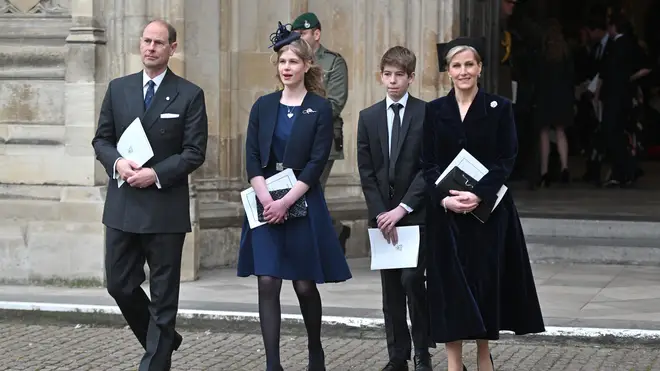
[461,0,660,221]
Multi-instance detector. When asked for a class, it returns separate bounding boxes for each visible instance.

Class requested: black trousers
[600,95,635,182]
[105,226,185,371]
[380,225,433,362]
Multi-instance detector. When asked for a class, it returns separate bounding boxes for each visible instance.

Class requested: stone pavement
[2,323,660,371]
[2,259,660,332]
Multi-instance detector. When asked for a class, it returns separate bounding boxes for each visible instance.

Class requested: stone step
[0,185,104,222]
[523,218,660,266]
[527,235,660,266]
[521,217,660,240]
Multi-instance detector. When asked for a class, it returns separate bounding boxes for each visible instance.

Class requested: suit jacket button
[160,129,165,134]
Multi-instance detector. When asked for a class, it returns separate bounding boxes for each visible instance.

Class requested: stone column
[57,0,107,282]
[166,0,199,282]
[123,1,148,74]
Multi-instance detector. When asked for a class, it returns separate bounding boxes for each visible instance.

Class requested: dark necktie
[389,102,403,185]
[144,80,155,110]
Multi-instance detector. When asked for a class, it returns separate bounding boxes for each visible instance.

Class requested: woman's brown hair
[273,39,326,97]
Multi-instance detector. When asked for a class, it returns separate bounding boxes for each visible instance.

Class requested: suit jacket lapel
[141,69,179,131]
[263,90,281,156]
[392,97,416,165]
[125,73,145,122]
[463,88,488,125]
[375,100,389,165]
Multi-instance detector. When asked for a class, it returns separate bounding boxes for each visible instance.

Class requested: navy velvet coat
[421,88,545,343]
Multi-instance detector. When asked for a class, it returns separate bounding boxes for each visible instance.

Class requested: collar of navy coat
[428,87,508,149]
[376,94,419,167]
[427,88,510,158]
[125,68,180,132]
[259,90,323,169]
[439,87,489,124]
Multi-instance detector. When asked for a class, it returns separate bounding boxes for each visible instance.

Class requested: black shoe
[381,360,409,371]
[537,173,550,188]
[413,351,432,371]
[174,332,183,351]
[307,348,326,371]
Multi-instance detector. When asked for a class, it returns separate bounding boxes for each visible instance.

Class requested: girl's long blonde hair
[273,39,326,97]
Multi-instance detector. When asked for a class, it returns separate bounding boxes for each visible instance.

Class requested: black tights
[258,276,324,370]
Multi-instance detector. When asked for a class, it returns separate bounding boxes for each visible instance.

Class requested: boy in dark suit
[357,46,433,371]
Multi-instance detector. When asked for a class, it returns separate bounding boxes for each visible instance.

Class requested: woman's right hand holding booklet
[442,191,479,214]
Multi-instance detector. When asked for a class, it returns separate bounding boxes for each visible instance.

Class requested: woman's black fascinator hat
[269,21,301,52]
[436,36,487,72]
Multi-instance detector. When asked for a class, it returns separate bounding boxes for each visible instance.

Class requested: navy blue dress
[237,103,352,284]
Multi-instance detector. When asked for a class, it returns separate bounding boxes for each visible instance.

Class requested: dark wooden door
[459,0,501,94]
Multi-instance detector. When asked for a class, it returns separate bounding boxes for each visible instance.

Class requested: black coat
[421,88,545,343]
[92,69,208,234]
[356,95,427,227]
[245,91,333,186]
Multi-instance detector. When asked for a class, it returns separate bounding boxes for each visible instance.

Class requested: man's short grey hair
[144,19,177,44]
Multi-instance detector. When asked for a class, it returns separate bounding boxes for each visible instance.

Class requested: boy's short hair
[380,46,416,75]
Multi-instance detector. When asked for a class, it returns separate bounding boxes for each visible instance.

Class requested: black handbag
[256,188,308,222]
[436,166,492,223]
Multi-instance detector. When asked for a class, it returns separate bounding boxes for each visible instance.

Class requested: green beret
[291,12,320,30]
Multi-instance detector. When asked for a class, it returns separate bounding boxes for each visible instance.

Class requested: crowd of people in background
[501,0,659,189]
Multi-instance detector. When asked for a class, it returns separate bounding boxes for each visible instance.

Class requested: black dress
[533,53,576,129]
[421,88,546,343]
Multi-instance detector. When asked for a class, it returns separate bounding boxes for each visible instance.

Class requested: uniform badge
[490,101,498,108]
[304,20,310,28]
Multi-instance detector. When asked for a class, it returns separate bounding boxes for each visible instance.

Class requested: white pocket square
[160,113,179,119]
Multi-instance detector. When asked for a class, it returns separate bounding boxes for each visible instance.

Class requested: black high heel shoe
[476,353,494,371]
[537,173,550,188]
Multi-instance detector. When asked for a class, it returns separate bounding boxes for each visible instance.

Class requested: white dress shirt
[596,34,609,60]
[385,92,413,214]
[113,69,167,189]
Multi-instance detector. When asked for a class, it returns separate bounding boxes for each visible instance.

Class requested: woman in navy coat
[236,23,352,371]
[421,37,545,371]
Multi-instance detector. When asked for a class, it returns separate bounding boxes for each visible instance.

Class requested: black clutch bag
[256,188,308,222]
[436,166,493,223]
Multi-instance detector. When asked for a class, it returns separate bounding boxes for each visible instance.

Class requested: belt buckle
[276,162,284,171]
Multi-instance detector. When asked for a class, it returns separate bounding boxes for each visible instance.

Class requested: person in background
[422,37,545,371]
[236,22,352,371]
[357,46,434,371]
[291,12,351,253]
[500,0,543,189]
[533,19,575,187]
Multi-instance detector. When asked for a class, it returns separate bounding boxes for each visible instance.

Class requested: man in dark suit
[357,46,433,371]
[91,19,208,371]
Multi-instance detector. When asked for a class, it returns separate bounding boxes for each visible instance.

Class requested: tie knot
[391,103,402,112]
[147,80,155,88]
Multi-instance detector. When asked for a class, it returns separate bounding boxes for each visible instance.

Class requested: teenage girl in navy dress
[236,22,352,371]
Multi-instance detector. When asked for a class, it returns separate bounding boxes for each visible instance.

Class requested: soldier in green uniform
[291,12,351,252]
